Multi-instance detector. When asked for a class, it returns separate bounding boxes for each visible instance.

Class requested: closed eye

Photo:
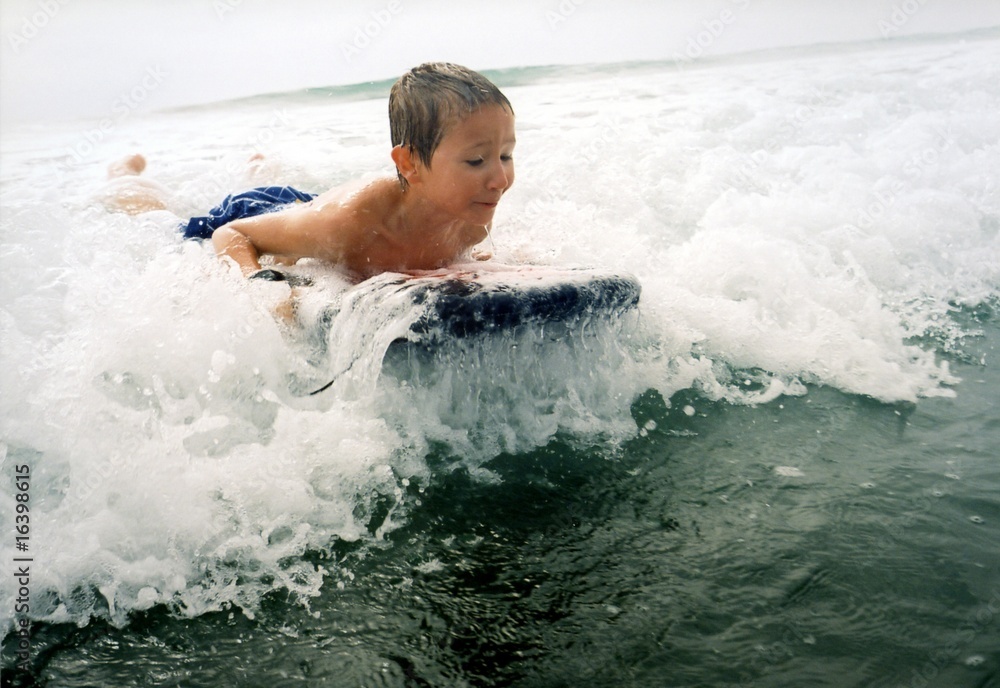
[466,155,513,167]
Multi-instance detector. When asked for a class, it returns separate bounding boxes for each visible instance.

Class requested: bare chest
[344,224,478,276]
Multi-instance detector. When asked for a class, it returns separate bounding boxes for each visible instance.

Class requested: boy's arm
[212,225,266,275]
[212,204,341,276]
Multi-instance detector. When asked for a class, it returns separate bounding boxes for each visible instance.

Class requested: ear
[391,145,420,186]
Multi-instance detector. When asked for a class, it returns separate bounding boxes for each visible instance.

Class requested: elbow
[212,225,238,254]
[212,225,251,260]
[212,225,261,276]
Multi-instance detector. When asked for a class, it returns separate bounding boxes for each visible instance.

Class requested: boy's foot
[107,153,148,178]
[245,152,274,182]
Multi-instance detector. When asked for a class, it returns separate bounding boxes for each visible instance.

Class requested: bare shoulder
[312,176,398,213]
[287,177,400,265]
[293,177,391,236]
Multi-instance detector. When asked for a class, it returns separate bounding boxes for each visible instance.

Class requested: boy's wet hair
[389,62,513,189]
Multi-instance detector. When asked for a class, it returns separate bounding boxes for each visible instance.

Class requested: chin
[471,206,497,222]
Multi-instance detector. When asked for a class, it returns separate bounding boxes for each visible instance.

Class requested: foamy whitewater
[1,29,998,666]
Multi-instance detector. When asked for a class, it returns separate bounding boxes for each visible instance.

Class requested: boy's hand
[249,269,313,287]
[400,268,479,281]
[273,292,299,325]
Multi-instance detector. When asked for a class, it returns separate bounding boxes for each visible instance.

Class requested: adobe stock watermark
[10,457,34,677]
[722,85,831,193]
[545,0,587,29]
[63,65,168,168]
[78,208,161,312]
[70,434,142,503]
[673,0,751,70]
[579,114,626,167]
[878,0,930,38]
[897,588,1000,688]
[183,107,295,212]
[212,0,243,21]
[6,0,71,54]
[340,1,403,63]
[518,114,625,222]
[845,121,953,232]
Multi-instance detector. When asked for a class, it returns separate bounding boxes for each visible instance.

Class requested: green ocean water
[5,308,997,687]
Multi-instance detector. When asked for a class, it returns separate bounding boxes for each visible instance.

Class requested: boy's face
[416,104,516,226]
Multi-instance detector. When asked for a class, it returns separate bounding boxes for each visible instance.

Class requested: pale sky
[2,0,998,127]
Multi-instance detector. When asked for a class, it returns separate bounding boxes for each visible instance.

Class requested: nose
[486,158,513,191]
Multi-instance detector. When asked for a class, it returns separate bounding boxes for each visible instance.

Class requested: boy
[194,62,516,280]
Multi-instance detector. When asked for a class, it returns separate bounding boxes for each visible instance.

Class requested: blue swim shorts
[181,185,316,240]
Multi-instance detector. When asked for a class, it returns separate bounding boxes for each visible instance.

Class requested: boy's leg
[100,154,170,214]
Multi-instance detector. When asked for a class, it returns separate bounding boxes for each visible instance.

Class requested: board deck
[399,265,641,340]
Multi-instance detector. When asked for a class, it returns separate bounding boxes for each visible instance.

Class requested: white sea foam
[1,32,997,633]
